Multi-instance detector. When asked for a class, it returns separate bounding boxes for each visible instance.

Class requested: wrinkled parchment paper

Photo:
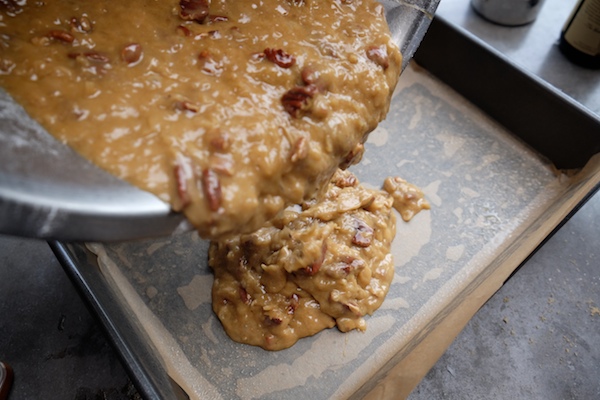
[87,65,600,400]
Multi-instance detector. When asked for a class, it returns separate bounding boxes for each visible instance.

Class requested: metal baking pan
[49,14,600,400]
[413,16,600,170]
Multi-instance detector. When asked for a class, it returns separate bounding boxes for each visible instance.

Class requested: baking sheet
[49,14,600,400]
[53,53,600,399]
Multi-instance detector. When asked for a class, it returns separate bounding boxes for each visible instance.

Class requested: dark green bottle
[559,0,600,69]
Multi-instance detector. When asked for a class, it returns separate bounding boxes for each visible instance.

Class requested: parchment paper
[87,65,598,400]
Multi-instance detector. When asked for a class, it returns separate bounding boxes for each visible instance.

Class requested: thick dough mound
[209,170,396,350]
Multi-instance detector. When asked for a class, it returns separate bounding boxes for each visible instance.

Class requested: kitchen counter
[1,0,598,399]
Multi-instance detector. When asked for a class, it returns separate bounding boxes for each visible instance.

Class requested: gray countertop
[1,0,598,399]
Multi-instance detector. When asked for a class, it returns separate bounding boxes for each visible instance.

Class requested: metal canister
[471,0,547,26]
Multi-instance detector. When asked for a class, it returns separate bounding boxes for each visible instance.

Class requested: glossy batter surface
[0,0,401,239]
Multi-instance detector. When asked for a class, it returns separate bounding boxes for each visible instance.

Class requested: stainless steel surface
[384,0,440,69]
[470,0,547,26]
[0,0,439,242]
[0,87,191,242]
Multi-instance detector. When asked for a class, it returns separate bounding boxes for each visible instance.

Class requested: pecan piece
[198,50,222,76]
[351,218,373,247]
[287,293,299,315]
[169,93,199,113]
[208,153,234,176]
[67,51,110,64]
[289,136,307,162]
[301,66,329,93]
[352,233,372,248]
[366,45,389,70]
[179,0,210,23]
[282,84,317,118]
[0,59,15,74]
[208,132,230,151]
[303,241,327,275]
[301,66,319,85]
[208,30,221,39]
[265,316,283,326]
[48,30,75,43]
[333,172,358,188]
[174,162,193,209]
[85,52,109,63]
[264,334,276,347]
[176,25,192,37]
[264,48,296,68]
[250,52,266,63]
[344,302,362,317]
[340,143,364,169]
[239,286,251,305]
[208,15,228,23]
[201,168,222,212]
[173,100,199,113]
[342,257,365,275]
[1,0,21,13]
[121,43,143,65]
[304,262,320,276]
[70,16,93,33]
